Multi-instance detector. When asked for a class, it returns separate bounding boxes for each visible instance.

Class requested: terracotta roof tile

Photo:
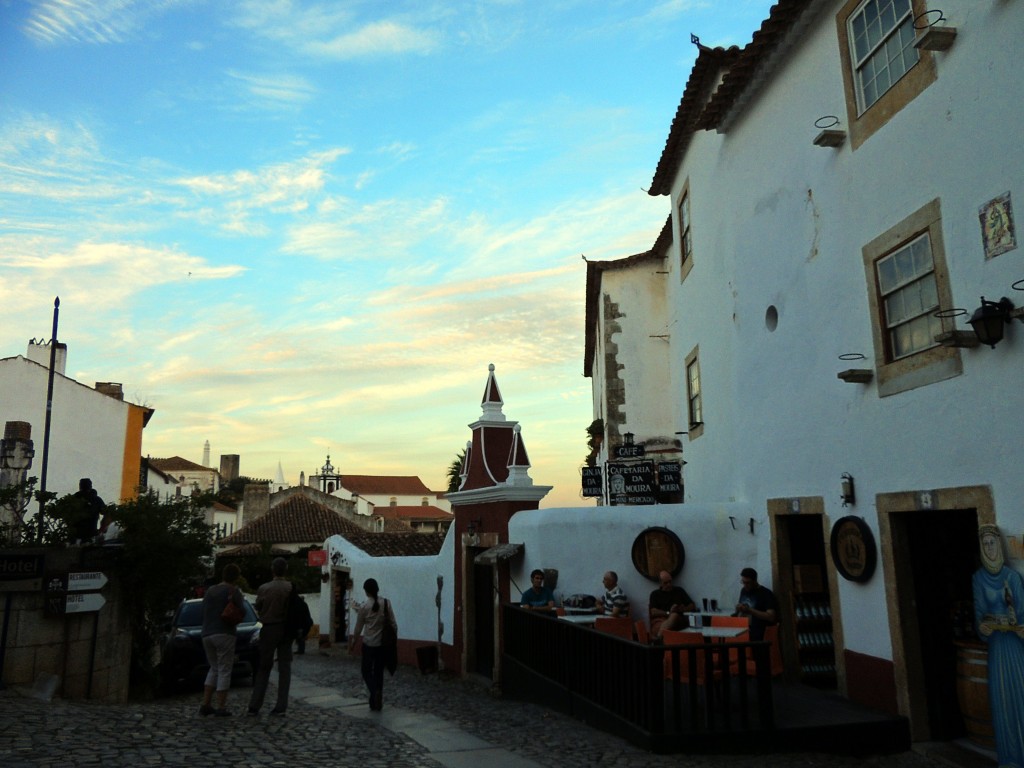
[649,45,741,196]
[150,456,215,473]
[342,475,432,496]
[344,530,447,557]
[696,0,815,132]
[218,494,365,546]
[377,505,453,521]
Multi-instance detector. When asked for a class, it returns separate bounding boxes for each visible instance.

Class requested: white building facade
[585,0,1023,744]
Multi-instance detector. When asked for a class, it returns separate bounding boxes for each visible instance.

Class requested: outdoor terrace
[501,605,910,756]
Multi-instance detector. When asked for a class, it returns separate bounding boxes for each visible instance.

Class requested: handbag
[221,586,245,626]
[382,599,398,675]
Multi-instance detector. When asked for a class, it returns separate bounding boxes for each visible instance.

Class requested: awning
[474,542,524,565]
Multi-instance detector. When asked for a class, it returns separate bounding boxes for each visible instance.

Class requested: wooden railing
[501,605,775,753]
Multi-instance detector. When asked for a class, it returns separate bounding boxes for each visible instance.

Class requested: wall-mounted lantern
[840,473,856,507]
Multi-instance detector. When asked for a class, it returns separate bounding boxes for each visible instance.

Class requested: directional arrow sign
[65,593,106,613]
[68,571,108,592]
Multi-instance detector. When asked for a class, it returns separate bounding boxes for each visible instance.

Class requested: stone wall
[0,547,131,703]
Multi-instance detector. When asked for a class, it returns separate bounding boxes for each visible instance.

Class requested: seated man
[598,571,629,617]
[520,569,555,610]
[649,570,696,640]
[735,567,778,641]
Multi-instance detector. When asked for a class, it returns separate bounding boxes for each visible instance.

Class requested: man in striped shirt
[598,571,630,617]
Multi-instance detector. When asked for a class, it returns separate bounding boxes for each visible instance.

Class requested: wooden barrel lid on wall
[631,527,685,581]
[955,641,994,749]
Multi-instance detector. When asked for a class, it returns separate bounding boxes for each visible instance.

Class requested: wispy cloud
[23,0,193,45]
[225,70,318,108]
[171,148,349,232]
[232,0,439,60]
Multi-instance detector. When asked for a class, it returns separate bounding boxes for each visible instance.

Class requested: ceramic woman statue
[973,524,1024,767]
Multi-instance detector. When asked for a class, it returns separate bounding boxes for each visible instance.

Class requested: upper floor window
[677,180,695,282]
[876,233,941,360]
[684,346,704,438]
[848,0,918,112]
[836,0,936,149]
[862,198,961,396]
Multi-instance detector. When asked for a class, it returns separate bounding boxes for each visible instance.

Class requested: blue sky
[1,0,773,506]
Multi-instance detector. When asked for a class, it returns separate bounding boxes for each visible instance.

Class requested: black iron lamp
[969,296,1014,348]
[840,473,855,507]
[623,432,635,446]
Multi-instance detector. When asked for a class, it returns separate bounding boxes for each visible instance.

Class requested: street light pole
[37,297,59,543]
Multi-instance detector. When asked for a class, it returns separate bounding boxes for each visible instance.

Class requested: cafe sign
[608,461,657,505]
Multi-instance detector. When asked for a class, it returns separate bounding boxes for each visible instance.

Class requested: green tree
[585,419,604,466]
[105,491,215,695]
[446,448,467,493]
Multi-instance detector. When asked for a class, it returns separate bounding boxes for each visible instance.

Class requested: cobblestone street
[0,649,988,768]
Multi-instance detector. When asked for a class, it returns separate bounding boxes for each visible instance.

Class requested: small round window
[765,305,779,332]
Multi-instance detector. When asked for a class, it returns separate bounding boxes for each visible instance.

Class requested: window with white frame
[848,0,919,112]
[875,233,941,360]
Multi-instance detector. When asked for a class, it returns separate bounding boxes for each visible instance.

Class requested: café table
[699,626,748,641]
[558,613,599,626]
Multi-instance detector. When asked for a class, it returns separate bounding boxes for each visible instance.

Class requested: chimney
[26,341,67,375]
[202,440,210,467]
[219,454,240,481]
[242,483,270,522]
[94,382,124,401]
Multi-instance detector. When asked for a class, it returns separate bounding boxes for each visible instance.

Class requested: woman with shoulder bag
[348,578,397,711]
[200,563,246,716]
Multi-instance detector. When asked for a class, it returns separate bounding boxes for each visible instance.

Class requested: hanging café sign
[580,455,684,505]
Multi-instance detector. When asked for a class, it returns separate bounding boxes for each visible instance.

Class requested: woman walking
[199,563,245,716]
[349,578,397,711]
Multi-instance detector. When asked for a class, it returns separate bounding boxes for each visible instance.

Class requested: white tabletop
[699,626,748,639]
[558,614,598,625]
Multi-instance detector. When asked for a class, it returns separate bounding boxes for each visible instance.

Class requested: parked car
[160,597,261,690]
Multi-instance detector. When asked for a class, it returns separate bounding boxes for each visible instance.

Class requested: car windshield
[176,598,256,627]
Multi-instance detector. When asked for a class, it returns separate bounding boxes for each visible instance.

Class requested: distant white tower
[272,461,288,492]
[202,440,210,467]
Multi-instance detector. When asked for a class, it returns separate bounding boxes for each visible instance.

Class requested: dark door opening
[781,513,836,688]
[473,563,495,678]
[896,508,978,740]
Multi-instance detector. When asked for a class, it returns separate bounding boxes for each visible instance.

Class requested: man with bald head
[648,571,696,641]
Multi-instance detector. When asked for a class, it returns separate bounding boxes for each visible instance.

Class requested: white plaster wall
[600,265,671,444]
[656,1,1024,661]
[318,529,455,645]
[508,503,759,624]
[0,357,132,501]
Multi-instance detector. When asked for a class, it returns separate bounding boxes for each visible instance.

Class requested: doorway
[776,509,838,688]
[889,507,978,740]
[473,562,495,678]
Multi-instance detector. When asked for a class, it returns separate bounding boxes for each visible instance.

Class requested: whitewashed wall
[0,356,135,501]
[318,529,455,645]
[656,0,1024,662]
[508,504,760,624]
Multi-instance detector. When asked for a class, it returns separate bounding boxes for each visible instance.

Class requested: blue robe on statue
[974,565,1024,768]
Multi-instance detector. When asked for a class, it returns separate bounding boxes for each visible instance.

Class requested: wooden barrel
[955,642,995,749]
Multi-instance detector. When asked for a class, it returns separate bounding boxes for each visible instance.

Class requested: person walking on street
[199,563,245,716]
[349,578,397,711]
[294,594,313,654]
[248,557,294,716]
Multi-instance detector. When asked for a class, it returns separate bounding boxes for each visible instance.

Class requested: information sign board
[581,466,603,498]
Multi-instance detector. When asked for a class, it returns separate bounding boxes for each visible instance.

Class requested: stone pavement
[0,648,991,768]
